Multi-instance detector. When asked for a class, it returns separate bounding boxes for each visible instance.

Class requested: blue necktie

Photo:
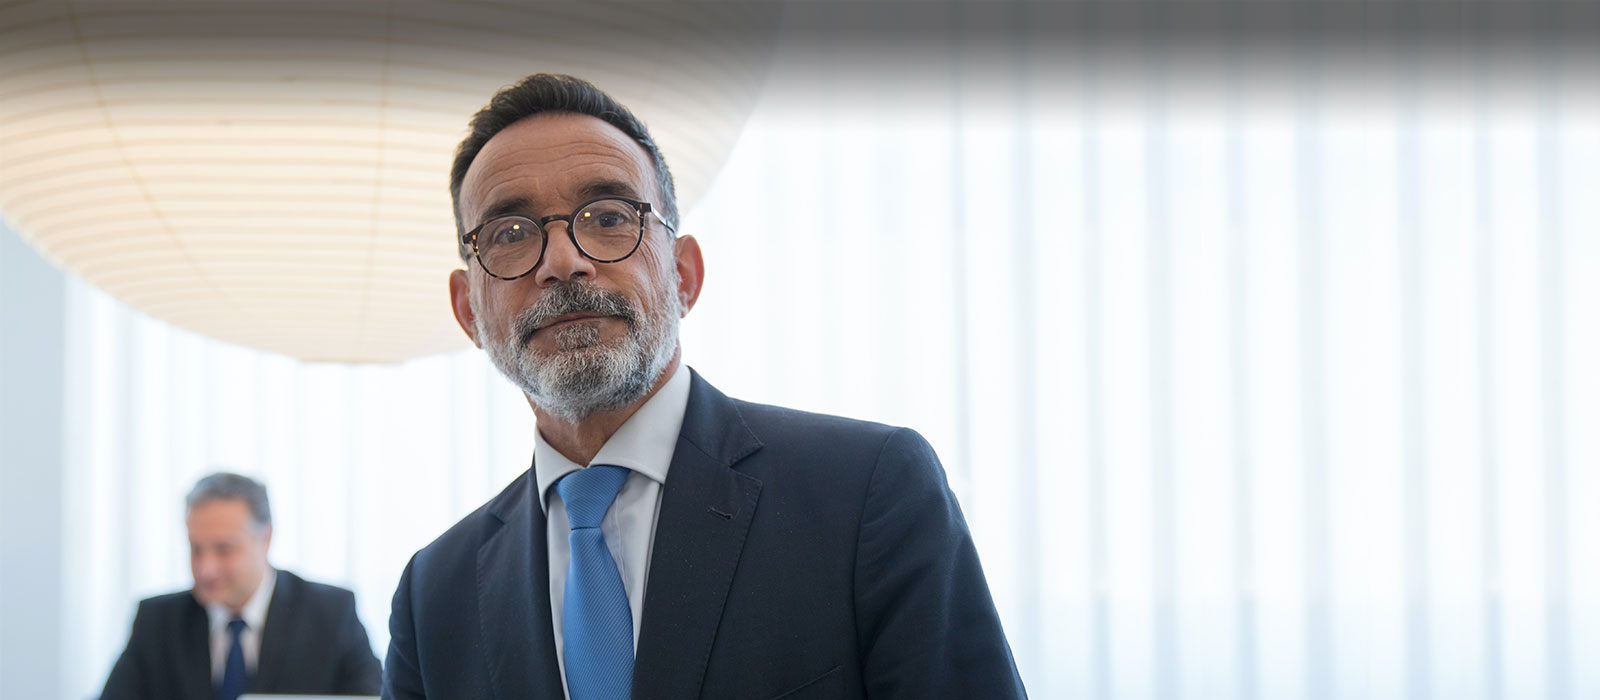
[217,617,247,700]
[557,465,634,700]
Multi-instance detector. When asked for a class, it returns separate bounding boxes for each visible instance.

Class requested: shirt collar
[206,566,276,633]
[534,363,691,514]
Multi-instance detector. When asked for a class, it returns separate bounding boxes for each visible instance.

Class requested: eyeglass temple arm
[642,203,677,235]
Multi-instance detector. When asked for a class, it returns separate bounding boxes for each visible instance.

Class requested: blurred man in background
[100,472,381,700]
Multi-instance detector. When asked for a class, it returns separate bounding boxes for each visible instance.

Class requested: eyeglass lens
[476,199,644,278]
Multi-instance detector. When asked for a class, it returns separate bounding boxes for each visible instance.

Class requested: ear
[449,268,484,347]
[673,235,705,315]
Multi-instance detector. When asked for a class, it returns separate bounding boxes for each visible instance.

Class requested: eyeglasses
[461,197,677,280]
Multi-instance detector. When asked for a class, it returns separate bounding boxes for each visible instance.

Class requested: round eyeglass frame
[461,196,677,281]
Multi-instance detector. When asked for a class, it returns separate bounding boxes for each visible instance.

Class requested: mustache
[512,281,638,346]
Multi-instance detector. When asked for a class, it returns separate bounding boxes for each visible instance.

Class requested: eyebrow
[575,179,642,202]
[473,180,645,227]
[477,195,536,226]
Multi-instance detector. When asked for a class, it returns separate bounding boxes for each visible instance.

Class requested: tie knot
[227,617,246,636]
[556,465,630,529]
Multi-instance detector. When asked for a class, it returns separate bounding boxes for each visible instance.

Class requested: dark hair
[186,472,271,529]
[449,73,680,259]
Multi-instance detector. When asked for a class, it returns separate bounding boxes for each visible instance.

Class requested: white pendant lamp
[0,1,778,363]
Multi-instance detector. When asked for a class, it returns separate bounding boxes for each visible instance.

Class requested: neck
[532,352,680,465]
[219,566,269,614]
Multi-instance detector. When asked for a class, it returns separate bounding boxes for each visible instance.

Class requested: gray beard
[477,276,680,423]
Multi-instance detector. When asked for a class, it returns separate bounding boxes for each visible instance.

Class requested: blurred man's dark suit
[100,569,381,700]
[384,372,1027,700]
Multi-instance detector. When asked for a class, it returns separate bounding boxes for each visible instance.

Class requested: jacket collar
[631,370,764,700]
[178,595,213,700]
[475,368,764,700]
[478,470,565,700]
[253,569,294,690]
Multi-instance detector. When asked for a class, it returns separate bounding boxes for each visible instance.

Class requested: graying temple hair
[186,472,272,529]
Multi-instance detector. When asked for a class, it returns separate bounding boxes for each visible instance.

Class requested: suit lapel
[253,570,295,691]
[477,471,565,700]
[633,372,764,700]
[181,597,214,700]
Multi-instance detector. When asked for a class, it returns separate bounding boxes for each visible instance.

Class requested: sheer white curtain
[47,9,1600,700]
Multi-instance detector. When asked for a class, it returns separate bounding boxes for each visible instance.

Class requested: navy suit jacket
[384,371,1026,700]
[101,569,382,700]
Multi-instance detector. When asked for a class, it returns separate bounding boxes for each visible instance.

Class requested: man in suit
[101,472,382,700]
[384,74,1026,700]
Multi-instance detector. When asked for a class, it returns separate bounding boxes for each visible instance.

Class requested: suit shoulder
[123,589,202,641]
[276,570,357,608]
[134,589,199,615]
[410,472,530,569]
[732,398,903,443]
[729,399,942,486]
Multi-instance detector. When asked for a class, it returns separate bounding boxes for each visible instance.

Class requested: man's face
[187,498,271,611]
[450,113,701,421]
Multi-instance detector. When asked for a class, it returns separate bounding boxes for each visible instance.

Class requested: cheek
[218,549,249,574]
[640,239,674,274]
[633,244,678,295]
[467,286,505,338]
[474,283,532,332]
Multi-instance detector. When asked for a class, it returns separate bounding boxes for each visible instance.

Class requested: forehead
[187,499,254,533]
[460,112,656,223]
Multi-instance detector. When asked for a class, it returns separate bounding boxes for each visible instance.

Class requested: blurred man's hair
[186,472,271,530]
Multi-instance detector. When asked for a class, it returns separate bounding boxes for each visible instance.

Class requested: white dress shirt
[204,567,276,682]
[534,364,689,700]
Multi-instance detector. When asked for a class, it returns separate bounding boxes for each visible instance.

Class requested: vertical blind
[50,7,1600,700]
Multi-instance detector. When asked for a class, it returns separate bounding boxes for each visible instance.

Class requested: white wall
[1,220,65,699]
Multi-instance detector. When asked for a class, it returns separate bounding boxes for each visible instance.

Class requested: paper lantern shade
[0,0,779,362]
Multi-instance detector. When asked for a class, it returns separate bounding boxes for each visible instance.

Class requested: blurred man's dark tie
[217,617,247,700]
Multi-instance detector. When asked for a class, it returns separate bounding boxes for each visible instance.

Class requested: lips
[536,312,612,331]
[512,281,639,347]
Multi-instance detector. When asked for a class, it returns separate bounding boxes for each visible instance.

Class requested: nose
[193,553,216,580]
[534,221,597,286]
